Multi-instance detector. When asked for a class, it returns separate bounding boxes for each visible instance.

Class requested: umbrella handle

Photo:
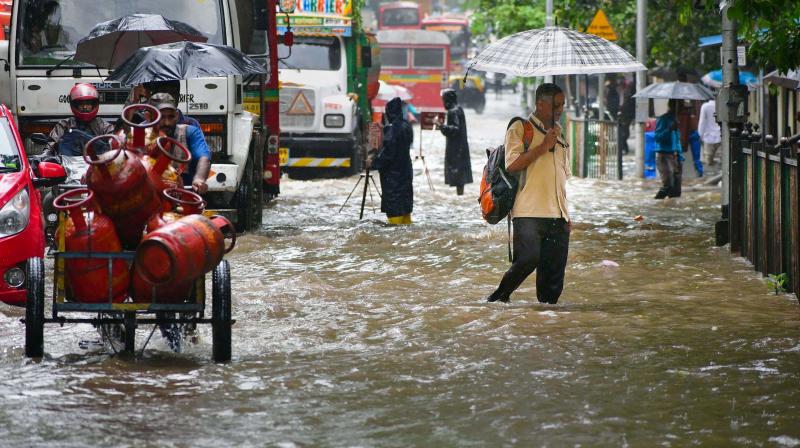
[121,104,162,129]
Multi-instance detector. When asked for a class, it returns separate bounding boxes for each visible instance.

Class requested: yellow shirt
[504,114,571,220]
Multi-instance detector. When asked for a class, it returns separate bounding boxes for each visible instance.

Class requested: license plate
[279,147,288,166]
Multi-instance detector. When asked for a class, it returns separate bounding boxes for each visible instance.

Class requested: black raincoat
[440,93,473,187]
[372,97,414,217]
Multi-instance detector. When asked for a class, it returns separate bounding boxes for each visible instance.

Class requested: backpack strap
[506,117,534,152]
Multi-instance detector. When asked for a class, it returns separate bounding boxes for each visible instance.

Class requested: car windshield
[0,120,21,172]
[16,0,224,66]
[278,36,341,71]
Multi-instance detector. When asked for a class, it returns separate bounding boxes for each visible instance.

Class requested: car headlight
[324,114,345,128]
[0,187,30,237]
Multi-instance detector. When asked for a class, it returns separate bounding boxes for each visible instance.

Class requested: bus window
[381,47,409,68]
[382,8,419,27]
[413,48,444,69]
[278,36,341,71]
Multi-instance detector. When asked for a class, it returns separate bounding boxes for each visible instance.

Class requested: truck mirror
[361,46,372,68]
[279,0,296,13]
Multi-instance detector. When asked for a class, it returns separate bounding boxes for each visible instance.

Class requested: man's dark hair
[535,83,563,102]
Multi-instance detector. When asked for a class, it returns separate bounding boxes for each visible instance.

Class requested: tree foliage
[469,0,721,75]
[723,0,800,73]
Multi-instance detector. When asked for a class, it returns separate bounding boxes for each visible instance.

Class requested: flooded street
[2,97,800,446]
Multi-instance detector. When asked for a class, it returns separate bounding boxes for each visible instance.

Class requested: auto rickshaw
[448,75,486,114]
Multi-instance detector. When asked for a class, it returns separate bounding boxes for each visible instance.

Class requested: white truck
[0,0,274,231]
[276,1,379,179]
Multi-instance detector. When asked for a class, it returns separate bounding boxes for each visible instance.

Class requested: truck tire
[234,142,263,233]
[25,257,45,358]
[212,260,232,363]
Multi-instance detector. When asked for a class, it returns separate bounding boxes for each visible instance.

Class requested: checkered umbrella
[468,26,645,77]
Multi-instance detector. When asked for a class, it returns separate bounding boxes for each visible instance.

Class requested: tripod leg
[422,156,435,192]
[339,175,363,214]
[369,175,382,198]
[359,169,371,220]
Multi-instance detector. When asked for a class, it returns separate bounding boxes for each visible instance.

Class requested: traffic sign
[586,9,617,41]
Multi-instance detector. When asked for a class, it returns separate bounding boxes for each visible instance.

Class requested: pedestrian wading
[437,89,472,196]
[368,97,414,225]
[486,83,571,304]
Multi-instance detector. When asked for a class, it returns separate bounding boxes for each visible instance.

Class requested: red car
[0,104,65,307]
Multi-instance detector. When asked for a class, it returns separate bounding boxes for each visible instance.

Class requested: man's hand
[542,125,561,152]
[192,178,208,195]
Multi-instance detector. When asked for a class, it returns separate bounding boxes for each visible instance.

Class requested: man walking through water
[486,83,571,304]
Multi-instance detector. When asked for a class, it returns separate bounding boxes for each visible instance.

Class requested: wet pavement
[1,94,799,447]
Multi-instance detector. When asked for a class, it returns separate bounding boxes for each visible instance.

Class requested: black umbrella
[106,41,269,85]
[75,14,208,69]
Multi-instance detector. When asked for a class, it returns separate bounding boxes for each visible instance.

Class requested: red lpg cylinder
[134,215,236,287]
[121,104,161,153]
[53,188,129,303]
[142,136,192,212]
[132,189,207,303]
[83,134,160,249]
[145,188,206,235]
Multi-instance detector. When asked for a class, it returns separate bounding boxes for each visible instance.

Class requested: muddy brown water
[1,98,799,447]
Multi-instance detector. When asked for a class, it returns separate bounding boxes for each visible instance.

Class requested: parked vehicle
[277,0,381,178]
[377,29,450,111]
[0,104,65,307]
[420,14,469,73]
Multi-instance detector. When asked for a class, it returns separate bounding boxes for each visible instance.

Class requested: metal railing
[729,125,800,296]
[566,116,622,180]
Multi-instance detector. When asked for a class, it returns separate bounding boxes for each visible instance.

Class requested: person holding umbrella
[654,99,682,199]
[486,83,571,304]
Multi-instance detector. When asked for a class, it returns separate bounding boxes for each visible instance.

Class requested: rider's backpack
[478,117,534,224]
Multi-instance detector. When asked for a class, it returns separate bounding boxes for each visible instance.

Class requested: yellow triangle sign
[287,92,314,115]
[586,9,617,41]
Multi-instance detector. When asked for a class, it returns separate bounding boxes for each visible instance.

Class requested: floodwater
[2,97,800,447]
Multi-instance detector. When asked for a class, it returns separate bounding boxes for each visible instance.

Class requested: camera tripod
[339,167,382,219]
[415,123,435,192]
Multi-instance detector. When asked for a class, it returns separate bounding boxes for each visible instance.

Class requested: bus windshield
[278,36,342,71]
[16,0,224,66]
[381,8,419,27]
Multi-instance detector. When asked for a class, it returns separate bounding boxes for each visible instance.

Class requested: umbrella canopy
[764,69,800,90]
[633,81,714,101]
[701,69,757,89]
[467,26,646,77]
[106,41,268,85]
[75,14,207,69]
[377,81,413,101]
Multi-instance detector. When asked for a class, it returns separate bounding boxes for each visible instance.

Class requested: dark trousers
[488,218,570,304]
[656,152,683,198]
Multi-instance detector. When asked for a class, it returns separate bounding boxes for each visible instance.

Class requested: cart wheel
[212,260,232,362]
[123,312,136,354]
[25,257,45,358]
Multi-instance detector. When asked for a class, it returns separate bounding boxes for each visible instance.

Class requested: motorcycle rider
[44,83,115,157]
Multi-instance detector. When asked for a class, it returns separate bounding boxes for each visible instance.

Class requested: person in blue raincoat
[654,99,682,199]
[368,97,414,224]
